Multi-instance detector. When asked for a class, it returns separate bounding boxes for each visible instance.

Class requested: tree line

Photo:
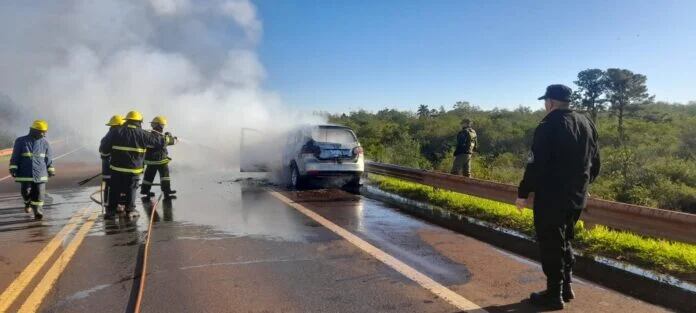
[328,68,696,213]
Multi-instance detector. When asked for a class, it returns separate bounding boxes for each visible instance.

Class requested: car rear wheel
[343,174,362,194]
[289,163,306,190]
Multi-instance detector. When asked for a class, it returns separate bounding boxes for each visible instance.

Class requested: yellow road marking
[17,211,98,313]
[268,191,487,313]
[0,208,88,313]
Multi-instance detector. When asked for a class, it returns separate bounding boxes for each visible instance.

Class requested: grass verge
[369,174,696,278]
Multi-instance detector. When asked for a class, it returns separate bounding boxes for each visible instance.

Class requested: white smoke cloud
[0,0,322,170]
[149,0,192,16]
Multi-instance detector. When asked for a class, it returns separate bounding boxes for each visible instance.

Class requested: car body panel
[283,125,364,185]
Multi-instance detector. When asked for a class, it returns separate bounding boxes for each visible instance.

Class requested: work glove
[9,168,16,177]
[165,132,178,145]
[48,171,55,177]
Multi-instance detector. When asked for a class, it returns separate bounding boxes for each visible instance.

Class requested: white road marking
[269,190,488,313]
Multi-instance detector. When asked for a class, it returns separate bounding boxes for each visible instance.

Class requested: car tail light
[301,143,320,156]
[353,146,364,156]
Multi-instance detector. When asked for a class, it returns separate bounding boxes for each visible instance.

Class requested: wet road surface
[0,153,672,312]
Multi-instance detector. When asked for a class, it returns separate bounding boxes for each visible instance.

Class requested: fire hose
[88,187,163,313]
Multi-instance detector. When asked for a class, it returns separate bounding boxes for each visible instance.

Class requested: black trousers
[534,209,582,287]
[107,173,140,213]
[20,182,45,215]
[101,158,111,206]
[141,164,171,194]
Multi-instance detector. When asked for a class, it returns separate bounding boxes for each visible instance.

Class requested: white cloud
[148,0,192,16]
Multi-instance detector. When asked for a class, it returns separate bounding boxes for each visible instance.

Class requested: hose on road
[88,184,162,205]
[89,188,163,313]
[134,193,162,313]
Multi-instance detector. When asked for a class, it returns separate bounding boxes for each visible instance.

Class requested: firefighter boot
[24,201,31,213]
[32,205,44,221]
[563,271,575,302]
[164,190,177,200]
[530,283,564,310]
[125,206,140,219]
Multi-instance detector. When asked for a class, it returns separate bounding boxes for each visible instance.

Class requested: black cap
[538,84,572,102]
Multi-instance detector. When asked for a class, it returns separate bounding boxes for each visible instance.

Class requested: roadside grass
[0,155,10,162]
[369,174,696,277]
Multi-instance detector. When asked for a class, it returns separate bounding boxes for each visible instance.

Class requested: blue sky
[255,0,696,113]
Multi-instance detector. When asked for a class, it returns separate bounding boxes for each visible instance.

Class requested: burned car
[283,124,364,189]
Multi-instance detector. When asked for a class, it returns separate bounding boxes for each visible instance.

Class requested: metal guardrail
[366,161,696,244]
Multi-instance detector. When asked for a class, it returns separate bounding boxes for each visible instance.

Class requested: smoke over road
[0,0,321,169]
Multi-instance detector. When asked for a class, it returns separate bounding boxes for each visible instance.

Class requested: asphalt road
[0,145,672,312]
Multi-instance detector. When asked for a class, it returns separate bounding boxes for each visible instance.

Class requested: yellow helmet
[30,120,49,132]
[151,116,167,126]
[125,110,143,122]
[106,114,125,126]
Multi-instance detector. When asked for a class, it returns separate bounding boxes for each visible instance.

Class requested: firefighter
[516,84,601,309]
[99,111,166,220]
[100,115,125,206]
[140,116,178,199]
[8,120,55,220]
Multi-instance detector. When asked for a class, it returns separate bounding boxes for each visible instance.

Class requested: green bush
[370,174,696,276]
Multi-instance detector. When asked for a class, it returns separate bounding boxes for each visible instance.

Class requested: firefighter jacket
[99,126,121,178]
[144,130,176,165]
[9,135,54,183]
[454,127,477,155]
[518,109,601,224]
[99,124,165,175]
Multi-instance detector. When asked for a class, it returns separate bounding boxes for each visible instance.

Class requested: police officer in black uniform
[516,84,600,309]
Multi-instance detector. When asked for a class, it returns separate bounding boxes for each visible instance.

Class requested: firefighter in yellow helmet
[8,120,54,220]
[99,115,125,205]
[99,111,166,220]
[141,116,178,199]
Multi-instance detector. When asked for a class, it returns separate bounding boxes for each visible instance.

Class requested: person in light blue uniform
[8,120,55,220]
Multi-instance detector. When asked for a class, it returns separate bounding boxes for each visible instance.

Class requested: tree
[603,68,652,143]
[417,104,431,118]
[573,68,607,122]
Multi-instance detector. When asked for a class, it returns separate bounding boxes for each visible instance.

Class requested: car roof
[297,124,352,130]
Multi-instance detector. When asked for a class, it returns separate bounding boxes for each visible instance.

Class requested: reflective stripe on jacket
[144,130,176,166]
[99,123,165,175]
[9,135,54,183]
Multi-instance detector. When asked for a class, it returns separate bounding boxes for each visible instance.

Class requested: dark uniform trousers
[101,158,112,206]
[535,209,582,285]
[107,173,140,213]
[141,164,172,194]
[451,153,472,177]
[21,182,45,215]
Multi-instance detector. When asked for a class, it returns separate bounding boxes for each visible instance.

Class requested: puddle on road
[88,170,341,244]
[1,170,473,287]
[0,187,95,241]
